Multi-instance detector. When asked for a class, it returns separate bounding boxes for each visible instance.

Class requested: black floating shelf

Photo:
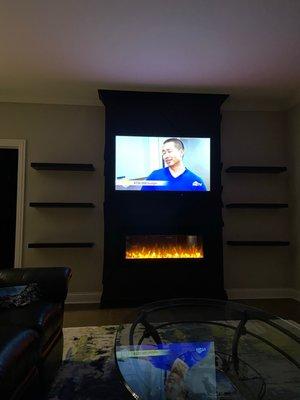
[28,242,94,248]
[226,203,288,209]
[227,241,290,246]
[29,202,95,208]
[31,163,95,171]
[225,166,287,173]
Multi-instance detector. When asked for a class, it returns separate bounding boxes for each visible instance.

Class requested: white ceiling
[0,0,299,109]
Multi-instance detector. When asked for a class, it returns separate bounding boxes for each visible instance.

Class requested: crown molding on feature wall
[0,91,101,107]
[0,90,299,111]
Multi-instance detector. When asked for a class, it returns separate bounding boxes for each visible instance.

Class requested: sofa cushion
[0,302,64,351]
[0,284,41,308]
[0,326,39,399]
[0,267,72,303]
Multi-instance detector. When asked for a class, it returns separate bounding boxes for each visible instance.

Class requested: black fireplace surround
[99,90,228,307]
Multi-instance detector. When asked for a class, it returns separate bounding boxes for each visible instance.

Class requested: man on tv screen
[141,138,207,191]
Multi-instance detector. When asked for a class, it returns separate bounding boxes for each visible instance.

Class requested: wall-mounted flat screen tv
[115,136,210,191]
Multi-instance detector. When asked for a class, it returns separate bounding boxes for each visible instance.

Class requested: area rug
[48,322,300,400]
[48,325,129,400]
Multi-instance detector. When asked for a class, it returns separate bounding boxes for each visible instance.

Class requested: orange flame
[126,244,204,259]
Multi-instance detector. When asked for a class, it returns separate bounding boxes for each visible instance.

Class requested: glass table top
[115,298,300,400]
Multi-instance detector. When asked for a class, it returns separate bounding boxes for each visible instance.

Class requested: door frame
[0,139,26,268]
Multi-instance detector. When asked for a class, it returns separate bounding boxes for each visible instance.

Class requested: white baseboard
[66,292,102,304]
[227,288,300,301]
[290,289,300,302]
[66,289,300,304]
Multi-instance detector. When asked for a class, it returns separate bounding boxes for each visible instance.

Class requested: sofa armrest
[0,267,72,303]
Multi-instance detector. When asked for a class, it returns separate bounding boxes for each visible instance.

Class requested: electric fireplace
[99,89,228,307]
[125,234,204,259]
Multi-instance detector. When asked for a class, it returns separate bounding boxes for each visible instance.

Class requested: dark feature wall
[99,90,228,307]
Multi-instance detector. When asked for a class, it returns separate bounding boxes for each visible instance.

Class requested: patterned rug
[48,322,300,400]
[48,325,129,400]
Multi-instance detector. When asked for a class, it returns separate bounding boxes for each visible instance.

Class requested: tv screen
[115,136,210,191]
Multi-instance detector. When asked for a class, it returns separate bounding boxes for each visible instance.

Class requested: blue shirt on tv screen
[141,167,207,191]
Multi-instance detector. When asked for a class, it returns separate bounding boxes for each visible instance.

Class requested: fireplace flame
[126,244,204,259]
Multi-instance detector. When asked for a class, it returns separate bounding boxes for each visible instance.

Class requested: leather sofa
[0,267,72,399]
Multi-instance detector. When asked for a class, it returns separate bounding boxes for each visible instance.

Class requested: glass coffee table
[115,298,300,399]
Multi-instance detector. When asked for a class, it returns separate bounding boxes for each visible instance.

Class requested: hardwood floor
[64,298,300,327]
[232,299,300,322]
[64,304,138,327]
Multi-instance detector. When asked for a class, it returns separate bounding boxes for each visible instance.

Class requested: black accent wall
[99,90,228,307]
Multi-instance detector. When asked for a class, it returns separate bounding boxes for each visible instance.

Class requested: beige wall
[0,102,294,299]
[222,111,291,291]
[288,103,300,292]
[0,103,105,297]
